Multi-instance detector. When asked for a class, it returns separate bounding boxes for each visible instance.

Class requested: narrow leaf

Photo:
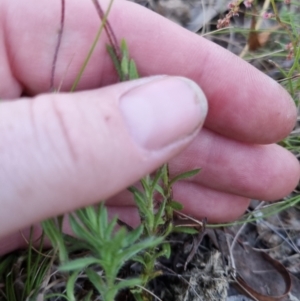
[114,278,142,291]
[153,200,166,229]
[128,187,149,217]
[121,56,129,79]
[66,271,80,301]
[106,44,122,78]
[161,242,171,259]
[59,257,99,272]
[69,214,98,246]
[120,237,163,263]
[132,255,147,267]
[150,166,165,196]
[129,59,139,79]
[42,219,68,263]
[153,183,164,197]
[99,202,109,239]
[121,39,129,61]
[173,226,199,235]
[86,269,107,296]
[126,225,143,246]
[169,200,184,210]
[169,169,201,186]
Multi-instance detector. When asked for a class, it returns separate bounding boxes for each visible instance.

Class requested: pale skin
[0,0,299,255]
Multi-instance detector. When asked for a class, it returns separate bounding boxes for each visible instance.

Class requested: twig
[184,218,207,270]
[260,218,300,253]
[227,202,265,276]
[239,0,271,58]
[92,0,121,61]
[230,202,265,254]
[70,0,115,91]
[134,284,164,301]
[173,210,204,228]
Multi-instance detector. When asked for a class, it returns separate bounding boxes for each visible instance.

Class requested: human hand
[0,0,298,255]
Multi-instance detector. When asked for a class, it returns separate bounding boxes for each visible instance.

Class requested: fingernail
[120,76,208,150]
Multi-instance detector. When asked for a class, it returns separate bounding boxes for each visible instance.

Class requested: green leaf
[121,56,129,79]
[114,278,142,292]
[59,257,99,272]
[57,215,65,232]
[129,59,139,79]
[153,200,166,229]
[118,237,162,264]
[121,39,129,60]
[161,164,169,187]
[132,255,147,267]
[69,214,98,247]
[110,227,128,252]
[173,226,199,235]
[153,183,164,197]
[140,177,150,195]
[169,169,201,186]
[163,220,173,237]
[168,200,184,210]
[103,216,118,241]
[6,269,17,301]
[161,242,171,259]
[129,186,150,220]
[84,206,98,229]
[86,269,107,296]
[66,271,80,301]
[42,219,68,263]
[150,166,165,196]
[74,206,98,237]
[125,225,143,245]
[106,44,122,79]
[98,202,110,239]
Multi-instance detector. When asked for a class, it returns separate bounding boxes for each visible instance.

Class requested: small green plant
[126,165,200,300]
[40,164,201,301]
[46,204,162,301]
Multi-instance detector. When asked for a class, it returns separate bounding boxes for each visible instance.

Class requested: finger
[1,0,296,143]
[0,76,207,238]
[170,128,300,201]
[106,182,250,221]
[172,182,251,222]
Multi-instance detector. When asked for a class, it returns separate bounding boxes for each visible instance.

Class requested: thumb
[0,76,207,237]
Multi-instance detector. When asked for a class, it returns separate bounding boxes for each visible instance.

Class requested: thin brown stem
[92,0,121,62]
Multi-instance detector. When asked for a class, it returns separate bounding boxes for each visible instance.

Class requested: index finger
[1,0,297,143]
